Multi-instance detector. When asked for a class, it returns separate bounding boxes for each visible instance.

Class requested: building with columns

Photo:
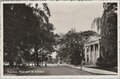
[84,36,101,65]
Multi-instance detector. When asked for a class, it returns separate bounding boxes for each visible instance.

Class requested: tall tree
[4,4,28,66]
[4,3,56,67]
[91,17,102,34]
[99,3,117,67]
[58,29,96,65]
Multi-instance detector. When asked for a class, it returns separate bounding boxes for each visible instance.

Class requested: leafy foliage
[97,3,117,67]
[57,29,96,65]
[4,3,56,66]
[91,17,102,33]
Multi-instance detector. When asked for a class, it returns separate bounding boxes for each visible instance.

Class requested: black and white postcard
[0,0,119,79]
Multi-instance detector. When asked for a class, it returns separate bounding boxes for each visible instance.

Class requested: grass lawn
[88,67,117,72]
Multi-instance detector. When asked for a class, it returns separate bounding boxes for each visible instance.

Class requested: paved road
[17,66,94,75]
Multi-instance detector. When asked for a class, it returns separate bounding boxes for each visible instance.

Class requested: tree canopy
[57,29,96,65]
[92,3,118,67]
[4,3,56,66]
[100,3,117,67]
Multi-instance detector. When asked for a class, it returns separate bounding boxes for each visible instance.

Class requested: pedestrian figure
[57,60,60,67]
[81,60,84,70]
[57,57,60,67]
[45,61,47,67]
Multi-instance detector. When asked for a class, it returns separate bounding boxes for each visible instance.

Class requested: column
[88,45,91,63]
[84,46,87,64]
[95,44,97,62]
[93,44,95,64]
[97,43,100,59]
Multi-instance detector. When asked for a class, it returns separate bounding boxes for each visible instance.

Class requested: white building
[84,36,101,65]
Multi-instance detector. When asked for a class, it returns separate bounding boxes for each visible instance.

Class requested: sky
[48,2,104,34]
[34,2,104,58]
[47,2,104,58]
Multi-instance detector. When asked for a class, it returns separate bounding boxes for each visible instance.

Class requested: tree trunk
[34,60,36,66]
[34,44,39,66]
[28,61,30,66]
[36,61,39,66]
[9,61,14,67]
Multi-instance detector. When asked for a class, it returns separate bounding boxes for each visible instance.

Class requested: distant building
[84,36,101,65]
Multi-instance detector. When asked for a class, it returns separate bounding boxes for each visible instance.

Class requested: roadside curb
[64,64,118,75]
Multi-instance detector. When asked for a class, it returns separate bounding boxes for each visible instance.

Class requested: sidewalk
[64,64,118,75]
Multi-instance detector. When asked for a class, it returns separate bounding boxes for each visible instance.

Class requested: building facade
[84,36,101,65]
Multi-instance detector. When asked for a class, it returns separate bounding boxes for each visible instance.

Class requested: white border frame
[0,0,119,79]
